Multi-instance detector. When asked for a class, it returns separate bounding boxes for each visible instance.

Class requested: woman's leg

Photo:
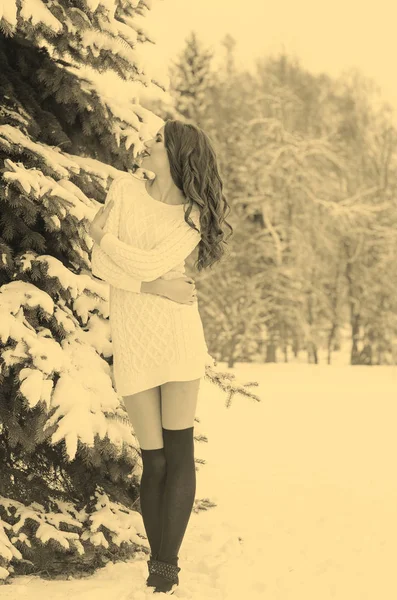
[123,386,166,559]
[123,386,163,450]
[157,378,201,566]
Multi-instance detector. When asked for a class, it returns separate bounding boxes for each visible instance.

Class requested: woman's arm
[91,243,142,292]
[99,224,200,282]
[90,174,143,292]
[97,176,201,281]
[92,235,197,303]
[92,244,196,303]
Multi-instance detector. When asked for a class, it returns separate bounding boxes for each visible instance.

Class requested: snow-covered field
[2,361,397,599]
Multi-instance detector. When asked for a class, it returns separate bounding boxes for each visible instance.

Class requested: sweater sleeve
[99,212,201,282]
[90,174,142,292]
[91,244,142,292]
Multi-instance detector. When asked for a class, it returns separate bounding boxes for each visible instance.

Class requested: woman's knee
[162,426,195,470]
[141,448,167,479]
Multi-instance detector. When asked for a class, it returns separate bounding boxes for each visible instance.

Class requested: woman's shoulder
[112,171,143,189]
[109,172,147,207]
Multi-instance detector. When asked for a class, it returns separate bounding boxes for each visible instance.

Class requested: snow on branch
[58,63,162,153]
[82,488,147,549]
[0,489,148,580]
[0,0,17,31]
[0,280,139,462]
[0,515,22,581]
[20,0,63,34]
[2,0,165,92]
[0,126,80,178]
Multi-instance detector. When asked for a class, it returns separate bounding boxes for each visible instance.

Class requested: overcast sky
[144,0,396,113]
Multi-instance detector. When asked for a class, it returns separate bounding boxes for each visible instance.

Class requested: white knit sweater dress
[91,173,210,396]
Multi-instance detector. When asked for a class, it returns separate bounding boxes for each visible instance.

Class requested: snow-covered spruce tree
[0,0,166,581]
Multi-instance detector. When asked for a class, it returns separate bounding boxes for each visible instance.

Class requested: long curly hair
[164,119,233,270]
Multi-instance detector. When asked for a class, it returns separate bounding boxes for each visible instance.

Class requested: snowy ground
[2,360,397,599]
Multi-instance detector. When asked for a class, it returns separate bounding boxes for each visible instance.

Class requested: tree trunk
[226,334,240,368]
[327,323,338,365]
[345,258,363,365]
[265,341,277,363]
[283,344,288,363]
[313,344,318,364]
[307,342,318,364]
[358,344,372,365]
[292,335,299,357]
[306,291,318,364]
[350,313,361,365]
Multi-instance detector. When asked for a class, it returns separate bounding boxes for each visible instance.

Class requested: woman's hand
[89,200,114,245]
[143,276,197,304]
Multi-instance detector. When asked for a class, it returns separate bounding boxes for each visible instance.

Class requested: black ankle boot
[146,558,181,594]
[146,554,158,587]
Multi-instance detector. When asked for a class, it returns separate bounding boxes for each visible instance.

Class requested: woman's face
[141,126,169,174]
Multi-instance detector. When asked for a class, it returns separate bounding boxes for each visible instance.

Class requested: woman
[89,120,232,594]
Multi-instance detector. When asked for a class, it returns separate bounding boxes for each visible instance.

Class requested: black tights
[140,426,196,565]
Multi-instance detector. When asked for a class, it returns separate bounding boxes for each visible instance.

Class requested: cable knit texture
[91,173,209,396]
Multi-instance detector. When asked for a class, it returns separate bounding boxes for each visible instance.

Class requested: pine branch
[204,363,261,408]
